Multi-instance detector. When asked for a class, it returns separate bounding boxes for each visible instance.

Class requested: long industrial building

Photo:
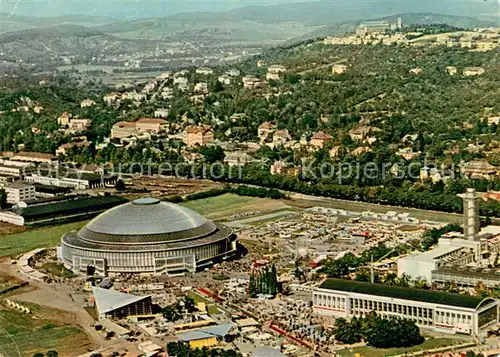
[60,197,237,276]
[313,279,499,336]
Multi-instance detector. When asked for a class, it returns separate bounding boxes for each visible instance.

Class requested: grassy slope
[0,306,90,356]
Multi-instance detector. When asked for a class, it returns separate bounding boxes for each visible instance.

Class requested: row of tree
[334,313,424,348]
[248,264,278,298]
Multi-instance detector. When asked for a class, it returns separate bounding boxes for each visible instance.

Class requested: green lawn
[182,193,287,220]
[0,221,86,258]
[0,307,90,356]
[40,262,76,278]
[336,338,463,357]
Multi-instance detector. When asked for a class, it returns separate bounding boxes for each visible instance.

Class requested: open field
[0,222,27,236]
[0,221,86,258]
[287,194,463,224]
[0,304,91,356]
[182,193,289,220]
[336,338,464,357]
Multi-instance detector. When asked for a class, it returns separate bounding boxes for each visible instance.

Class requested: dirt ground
[126,177,222,200]
[0,222,28,236]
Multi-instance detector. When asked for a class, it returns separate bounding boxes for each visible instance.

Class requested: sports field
[0,221,86,258]
[182,193,289,220]
[0,304,91,356]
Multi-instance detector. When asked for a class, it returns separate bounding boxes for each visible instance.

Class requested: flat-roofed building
[5,182,36,204]
[313,279,499,336]
[11,152,55,164]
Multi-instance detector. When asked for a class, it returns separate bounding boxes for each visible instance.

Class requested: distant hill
[0,13,115,33]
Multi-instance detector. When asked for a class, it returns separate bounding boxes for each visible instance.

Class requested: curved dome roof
[83,198,211,237]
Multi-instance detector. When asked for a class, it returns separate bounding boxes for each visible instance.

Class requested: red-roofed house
[310,131,332,148]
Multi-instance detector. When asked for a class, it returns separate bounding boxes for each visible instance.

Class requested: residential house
[329,146,341,159]
[162,86,174,96]
[445,66,457,76]
[80,99,96,108]
[272,130,292,145]
[409,67,423,75]
[487,116,500,126]
[350,146,371,157]
[194,82,208,93]
[270,160,299,176]
[196,67,213,75]
[461,161,498,180]
[224,152,253,167]
[68,118,92,132]
[242,75,263,89]
[463,67,485,76]
[56,139,90,156]
[173,77,188,85]
[267,65,287,74]
[226,69,240,77]
[154,109,169,118]
[103,92,121,106]
[266,72,280,81]
[396,147,421,160]
[257,122,277,140]
[332,64,348,74]
[33,105,43,114]
[310,131,332,148]
[349,126,380,141]
[256,60,266,67]
[218,75,232,85]
[183,125,215,147]
[57,112,72,126]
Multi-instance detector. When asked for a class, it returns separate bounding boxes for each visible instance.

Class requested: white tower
[397,17,402,29]
[458,188,483,241]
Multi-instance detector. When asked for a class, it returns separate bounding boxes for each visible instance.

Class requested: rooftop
[318,279,484,309]
[92,286,150,315]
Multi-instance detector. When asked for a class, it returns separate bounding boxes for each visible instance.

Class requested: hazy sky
[1,0,498,20]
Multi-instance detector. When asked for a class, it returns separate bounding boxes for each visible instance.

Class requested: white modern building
[5,182,36,204]
[313,279,499,336]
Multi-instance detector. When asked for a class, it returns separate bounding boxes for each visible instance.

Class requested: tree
[162,305,180,322]
[46,351,58,357]
[115,179,126,191]
[33,354,44,357]
[0,189,6,209]
[184,296,196,313]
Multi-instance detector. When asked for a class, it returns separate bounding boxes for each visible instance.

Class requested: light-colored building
[272,129,292,145]
[154,109,169,118]
[136,118,167,133]
[266,72,281,81]
[183,125,214,147]
[267,65,287,74]
[80,99,96,108]
[111,121,139,139]
[224,151,253,167]
[57,112,72,126]
[313,279,498,336]
[445,66,457,76]
[226,69,240,77]
[409,67,423,75]
[257,121,276,140]
[242,75,264,89]
[11,152,55,164]
[356,21,390,35]
[332,64,348,75]
[310,131,332,148]
[218,75,232,85]
[5,182,36,204]
[461,161,497,180]
[463,67,485,77]
[196,67,213,75]
[194,82,209,93]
